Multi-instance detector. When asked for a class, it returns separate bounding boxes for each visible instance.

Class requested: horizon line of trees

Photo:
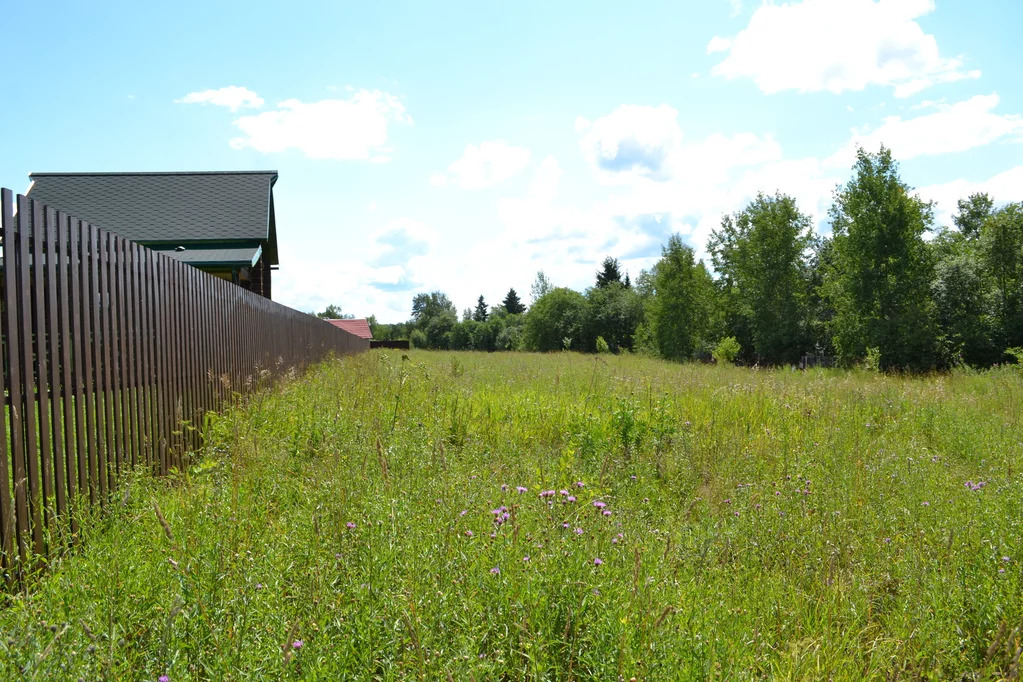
[350,145,1022,372]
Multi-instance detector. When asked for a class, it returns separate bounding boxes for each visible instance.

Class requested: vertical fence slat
[68,218,87,505]
[31,201,55,541]
[166,259,179,463]
[137,244,153,469]
[98,231,115,493]
[55,212,78,538]
[153,252,168,475]
[81,222,100,505]
[43,206,66,528]
[115,235,129,471]
[121,238,138,469]
[16,197,43,556]
[104,232,122,482]
[0,190,17,574]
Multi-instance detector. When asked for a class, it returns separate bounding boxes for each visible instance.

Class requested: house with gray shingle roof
[26,170,280,299]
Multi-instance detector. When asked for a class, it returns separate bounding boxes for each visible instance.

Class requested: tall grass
[0,350,1021,679]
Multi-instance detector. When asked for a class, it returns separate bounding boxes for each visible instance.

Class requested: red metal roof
[327,318,372,339]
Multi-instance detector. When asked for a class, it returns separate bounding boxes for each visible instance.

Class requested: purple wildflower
[346,522,356,529]
[1003,556,1011,562]
[723,499,731,505]
[999,568,1006,574]
[774,491,781,496]
[523,555,530,562]
[255,583,263,590]
[501,484,508,492]
[490,567,500,574]
[630,475,637,480]
[921,501,930,507]
[594,501,607,509]
[560,490,569,496]
[292,640,304,650]
[733,511,740,517]
[612,537,619,544]
[567,496,576,503]
[576,481,585,488]
[459,510,467,517]
[159,677,170,682]
[602,510,612,517]
[562,522,570,528]
[465,530,474,537]
[517,486,528,494]
[574,528,584,535]
[593,557,603,566]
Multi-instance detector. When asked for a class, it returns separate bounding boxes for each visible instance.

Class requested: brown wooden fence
[0,190,368,579]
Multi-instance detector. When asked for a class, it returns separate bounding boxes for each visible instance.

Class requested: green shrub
[712,336,741,364]
[595,336,611,354]
[409,328,427,349]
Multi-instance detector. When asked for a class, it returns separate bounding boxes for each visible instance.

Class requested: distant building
[326,318,373,340]
[26,170,280,299]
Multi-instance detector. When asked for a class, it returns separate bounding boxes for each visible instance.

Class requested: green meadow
[1,350,1022,680]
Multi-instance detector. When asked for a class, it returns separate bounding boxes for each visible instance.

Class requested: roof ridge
[29,170,278,177]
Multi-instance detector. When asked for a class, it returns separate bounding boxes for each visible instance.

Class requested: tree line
[361,146,1023,371]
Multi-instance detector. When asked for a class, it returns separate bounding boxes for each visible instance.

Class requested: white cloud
[177,86,264,112]
[827,94,1023,166]
[706,36,732,54]
[576,104,683,182]
[273,218,437,320]
[434,141,532,190]
[577,104,781,186]
[917,165,1023,228]
[229,90,411,161]
[709,0,979,97]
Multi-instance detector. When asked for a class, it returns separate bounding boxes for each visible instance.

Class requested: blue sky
[2,0,1021,322]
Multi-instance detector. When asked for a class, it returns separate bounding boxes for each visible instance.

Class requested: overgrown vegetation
[1,350,1021,679]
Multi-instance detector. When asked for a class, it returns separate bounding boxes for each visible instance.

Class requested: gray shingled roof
[153,245,262,267]
[26,171,278,258]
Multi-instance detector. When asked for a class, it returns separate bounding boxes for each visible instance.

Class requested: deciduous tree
[826,146,936,370]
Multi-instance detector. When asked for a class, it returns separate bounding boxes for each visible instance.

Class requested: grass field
[1,350,1022,680]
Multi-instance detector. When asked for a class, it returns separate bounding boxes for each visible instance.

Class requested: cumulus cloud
[917,165,1023,228]
[709,0,979,97]
[576,104,682,181]
[434,140,532,189]
[706,36,732,54]
[369,219,436,268]
[576,104,781,187]
[827,94,1023,167]
[273,218,437,319]
[229,90,411,161]
[176,86,264,112]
